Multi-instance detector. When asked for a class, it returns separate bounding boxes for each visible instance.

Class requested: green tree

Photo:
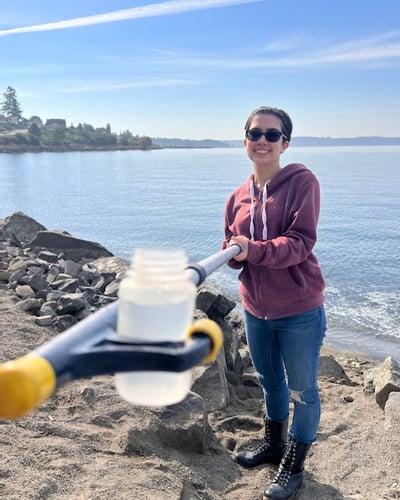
[1,86,23,121]
[140,136,152,149]
[28,122,41,138]
[51,127,66,144]
[119,130,133,146]
[14,133,29,144]
[29,115,43,127]
[28,123,41,147]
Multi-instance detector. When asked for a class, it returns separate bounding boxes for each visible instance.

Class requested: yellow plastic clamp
[0,355,56,419]
[186,318,223,364]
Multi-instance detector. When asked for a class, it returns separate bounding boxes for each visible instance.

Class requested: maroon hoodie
[224,163,325,320]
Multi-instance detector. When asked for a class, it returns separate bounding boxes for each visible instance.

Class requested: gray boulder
[384,391,400,432]
[91,256,129,280]
[0,212,46,243]
[29,231,113,261]
[196,281,236,319]
[374,357,400,409]
[319,355,356,386]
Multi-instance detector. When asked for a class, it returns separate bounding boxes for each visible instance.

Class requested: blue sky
[1,0,399,140]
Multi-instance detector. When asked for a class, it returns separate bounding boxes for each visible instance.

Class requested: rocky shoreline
[1,211,400,499]
[0,144,158,154]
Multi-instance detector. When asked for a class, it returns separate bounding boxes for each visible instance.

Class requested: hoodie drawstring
[249,179,268,241]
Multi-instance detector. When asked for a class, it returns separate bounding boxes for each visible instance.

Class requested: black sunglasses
[245,128,288,143]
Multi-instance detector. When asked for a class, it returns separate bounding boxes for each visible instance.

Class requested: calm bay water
[1,147,399,361]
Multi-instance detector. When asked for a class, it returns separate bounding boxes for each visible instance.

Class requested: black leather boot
[263,436,311,499]
[234,418,288,468]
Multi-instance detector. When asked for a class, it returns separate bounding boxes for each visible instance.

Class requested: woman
[223,106,327,499]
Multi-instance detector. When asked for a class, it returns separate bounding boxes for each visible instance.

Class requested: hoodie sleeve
[223,191,245,270]
[246,175,321,269]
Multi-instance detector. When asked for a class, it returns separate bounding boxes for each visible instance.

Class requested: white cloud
[17,78,204,97]
[140,30,400,69]
[0,0,261,37]
[58,78,203,93]
[260,32,315,53]
[310,30,400,65]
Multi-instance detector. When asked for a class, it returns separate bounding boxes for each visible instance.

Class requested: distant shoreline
[144,136,400,148]
[0,144,160,154]
[1,136,400,153]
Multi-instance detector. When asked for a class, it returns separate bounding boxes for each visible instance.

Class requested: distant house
[45,119,66,130]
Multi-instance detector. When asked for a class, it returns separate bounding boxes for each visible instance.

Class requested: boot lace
[273,439,297,487]
[252,423,272,454]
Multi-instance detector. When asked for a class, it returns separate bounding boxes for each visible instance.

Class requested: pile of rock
[0,212,129,332]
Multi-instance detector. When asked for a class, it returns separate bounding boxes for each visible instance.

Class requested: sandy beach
[0,287,399,500]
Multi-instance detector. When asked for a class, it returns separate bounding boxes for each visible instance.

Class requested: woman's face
[244,113,289,167]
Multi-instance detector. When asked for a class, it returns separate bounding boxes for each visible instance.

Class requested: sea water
[0,147,399,361]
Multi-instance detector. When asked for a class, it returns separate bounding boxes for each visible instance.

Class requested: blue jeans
[244,306,327,444]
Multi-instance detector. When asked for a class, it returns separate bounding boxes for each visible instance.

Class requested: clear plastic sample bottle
[115,248,196,406]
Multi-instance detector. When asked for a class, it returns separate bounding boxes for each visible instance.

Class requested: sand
[0,289,399,500]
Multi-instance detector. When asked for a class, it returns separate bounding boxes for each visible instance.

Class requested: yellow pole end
[0,355,56,419]
[186,318,223,364]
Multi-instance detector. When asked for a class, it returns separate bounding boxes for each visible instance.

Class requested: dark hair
[244,106,293,142]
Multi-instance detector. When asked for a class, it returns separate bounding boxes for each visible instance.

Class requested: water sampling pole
[0,244,242,419]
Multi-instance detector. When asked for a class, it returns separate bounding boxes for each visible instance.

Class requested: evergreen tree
[28,122,41,138]
[1,86,23,121]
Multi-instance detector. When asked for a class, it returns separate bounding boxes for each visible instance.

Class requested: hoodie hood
[246,163,309,241]
[246,163,309,194]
